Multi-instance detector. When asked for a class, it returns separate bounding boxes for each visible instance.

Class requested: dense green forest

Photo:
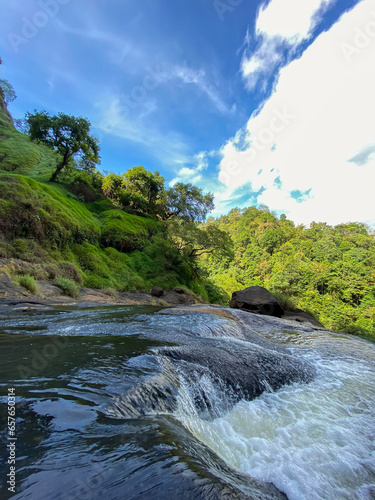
[201,209,375,339]
[0,76,374,341]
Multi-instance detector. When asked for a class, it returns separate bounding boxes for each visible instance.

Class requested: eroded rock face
[230,286,284,317]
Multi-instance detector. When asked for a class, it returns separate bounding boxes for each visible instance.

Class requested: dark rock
[157,338,315,416]
[230,286,284,317]
[164,289,196,305]
[174,287,185,294]
[151,286,164,297]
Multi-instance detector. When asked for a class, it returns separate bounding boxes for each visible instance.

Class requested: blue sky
[1,0,374,226]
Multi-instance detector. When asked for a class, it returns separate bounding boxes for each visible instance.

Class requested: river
[0,305,374,499]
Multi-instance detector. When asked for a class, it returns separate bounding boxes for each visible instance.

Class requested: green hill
[0,92,217,300]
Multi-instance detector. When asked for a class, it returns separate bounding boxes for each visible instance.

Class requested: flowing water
[0,305,374,499]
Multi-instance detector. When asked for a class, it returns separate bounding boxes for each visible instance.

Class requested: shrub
[83,274,114,290]
[19,274,38,293]
[58,262,83,284]
[53,277,80,298]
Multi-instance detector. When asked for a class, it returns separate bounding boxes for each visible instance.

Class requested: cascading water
[174,336,375,500]
[0,304,374,499]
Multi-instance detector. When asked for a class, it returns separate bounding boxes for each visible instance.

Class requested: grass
[19,274,38,293]
[53,277,80,298]
[0,173,204,294]
[0,126,57,180]
[0,96,224,303]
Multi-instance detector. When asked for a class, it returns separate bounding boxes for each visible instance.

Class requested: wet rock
[230,286,284,317]
[282,309,324,328]
[158,339,315,416]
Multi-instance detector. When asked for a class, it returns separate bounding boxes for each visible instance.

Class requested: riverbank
[0,271,200,312]
[0,271,326,331]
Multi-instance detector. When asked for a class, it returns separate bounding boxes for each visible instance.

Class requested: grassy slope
[0,97,215,299]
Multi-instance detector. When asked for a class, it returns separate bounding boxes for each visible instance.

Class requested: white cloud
[256,0,335,41]
[169,151,209,186]
[241,0,336,89]
[217,0,375,227]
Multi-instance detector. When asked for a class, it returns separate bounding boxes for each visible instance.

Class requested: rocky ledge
[0,272,199,312]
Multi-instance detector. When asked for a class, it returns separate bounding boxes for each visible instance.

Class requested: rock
[174,287,185,294]
[230,285,284,317]
[151,286,164,297]
[163,289,198,305]
[282,310,324,328]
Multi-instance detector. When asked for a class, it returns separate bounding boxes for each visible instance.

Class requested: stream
[0,305,374,499]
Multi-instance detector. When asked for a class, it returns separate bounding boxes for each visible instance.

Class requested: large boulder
[230,285,284,317]
[151,286,164,297]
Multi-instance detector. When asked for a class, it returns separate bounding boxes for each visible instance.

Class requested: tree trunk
[50,150,70,182]
[50,162,65,182]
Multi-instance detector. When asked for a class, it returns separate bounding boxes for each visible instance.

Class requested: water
[0,305,374,499]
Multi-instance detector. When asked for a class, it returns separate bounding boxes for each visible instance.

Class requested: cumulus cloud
[241,0,336,89]
[216,0,375,227]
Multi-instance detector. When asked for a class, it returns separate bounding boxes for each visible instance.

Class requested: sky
[0,0,374,227]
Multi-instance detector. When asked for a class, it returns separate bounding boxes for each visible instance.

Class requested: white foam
[176,350,375,500]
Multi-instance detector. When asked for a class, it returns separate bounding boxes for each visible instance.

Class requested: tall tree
[164,183,214,223]
[26,111,100,182]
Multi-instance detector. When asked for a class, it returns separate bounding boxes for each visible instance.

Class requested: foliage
[102,172,214,223]
[19,274,38,293]
[53,277,80,298]
[0,59,16,104]
[201,207,375,340]
[68,168,104,202]
[0,175,100,246]
[26,111,100,181]
[123,166,165,214]
[164,183,214,222]
[0,79,16,104]
[168,220,233,259]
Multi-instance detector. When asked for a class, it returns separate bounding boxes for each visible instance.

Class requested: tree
[169,220,233,259]
[102,173,123,202]
[26,111,100,182]
[14,118,29,134]
[164,183,214,223]
[0,79,16,104]
[0,57,17,104]
[122,166,165,214]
